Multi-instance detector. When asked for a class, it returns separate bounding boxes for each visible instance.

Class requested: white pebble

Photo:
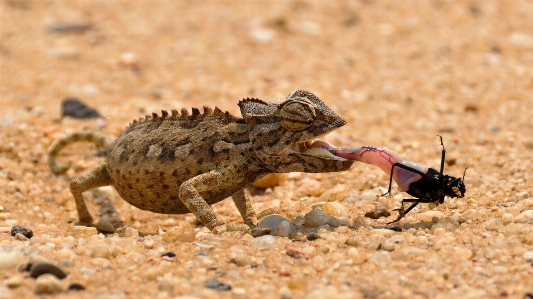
[90,245,113,259]
[0,248,24,271]
[483,218,502,231]
[322,202,347,217]
[523,251,533,261]
[348,247,366,264]
[501,213,514,224]
[514,213,529,223]
[358,190,377,201]
[251,235,276,250]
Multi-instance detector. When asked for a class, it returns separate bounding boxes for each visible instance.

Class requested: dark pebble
[10,226,33,238]
[19,262,33,272]
[251,227,271,237]
[68,283,86,291]
[61,98,101,119]
[306,233,321,241]
[161,252,176,258]
[205,278,231,291]
[48,23,91,33]
[30,262,67,279]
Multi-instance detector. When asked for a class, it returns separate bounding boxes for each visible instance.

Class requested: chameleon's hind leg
[231,189,258,228]
[69,163,112,225]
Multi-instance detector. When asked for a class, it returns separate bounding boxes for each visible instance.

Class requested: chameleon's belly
[105,162,253,214]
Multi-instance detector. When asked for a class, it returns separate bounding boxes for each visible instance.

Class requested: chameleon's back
[105,108,257,213]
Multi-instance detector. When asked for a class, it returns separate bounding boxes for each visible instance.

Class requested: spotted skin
[48,90,354,234]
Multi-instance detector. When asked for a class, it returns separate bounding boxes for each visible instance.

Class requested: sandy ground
[1,0,533,298]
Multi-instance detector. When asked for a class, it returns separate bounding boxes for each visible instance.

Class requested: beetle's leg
[381,162,429,197]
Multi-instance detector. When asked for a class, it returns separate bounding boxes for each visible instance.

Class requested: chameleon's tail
[48,131,112,174]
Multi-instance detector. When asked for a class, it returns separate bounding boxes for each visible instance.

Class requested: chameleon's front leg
[178,171,227,234]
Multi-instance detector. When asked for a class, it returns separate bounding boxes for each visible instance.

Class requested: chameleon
[48,90,354,234]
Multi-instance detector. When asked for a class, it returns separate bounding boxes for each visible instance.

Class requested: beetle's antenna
[462,167,468,182]
[437,135,445,175]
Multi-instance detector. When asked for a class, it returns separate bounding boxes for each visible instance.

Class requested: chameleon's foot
[211,224,228,235]
[257,207,281,219]
[226,223,252,233]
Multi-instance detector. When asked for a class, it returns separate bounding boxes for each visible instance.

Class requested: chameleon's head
[239,90,354,173]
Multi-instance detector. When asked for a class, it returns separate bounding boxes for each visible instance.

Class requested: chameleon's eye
[280,100,316,132]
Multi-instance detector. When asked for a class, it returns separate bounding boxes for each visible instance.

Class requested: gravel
[1,1,533,298]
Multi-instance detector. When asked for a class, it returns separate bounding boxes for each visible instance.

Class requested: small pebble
[4,274,23,288]
[285,246,310,259]
[10,225,33,238]
[205,278,231,291]
[61,98,101,119]
[319,184,349,202]
[95,221,115,234]
[523,251,533,262]
[162,224,196,243]
[483,218,502,231]
[48,22,91,33]
[30,262,68,279]
[258,214,296,234]
[271,221,291,237]
[161,252,176,258]
[306,233,321,241]
[68,283,85,291]
[90,245,113,259]
[364,208,391,219]
[323,202,347,217]
[35,274,63,294]
[143,239,156,249]
[304,209,331,227]
[0,249,24,271]
[348,247,366,264]
[251,235,276,250]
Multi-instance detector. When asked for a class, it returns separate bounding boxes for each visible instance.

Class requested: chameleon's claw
[211,224,228,235]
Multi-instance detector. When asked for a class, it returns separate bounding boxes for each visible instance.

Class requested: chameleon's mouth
[291,139,348,161]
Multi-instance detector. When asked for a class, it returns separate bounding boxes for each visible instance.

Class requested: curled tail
[48,131,112,174]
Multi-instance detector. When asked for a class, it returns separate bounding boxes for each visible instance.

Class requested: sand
[1,1,533,298]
